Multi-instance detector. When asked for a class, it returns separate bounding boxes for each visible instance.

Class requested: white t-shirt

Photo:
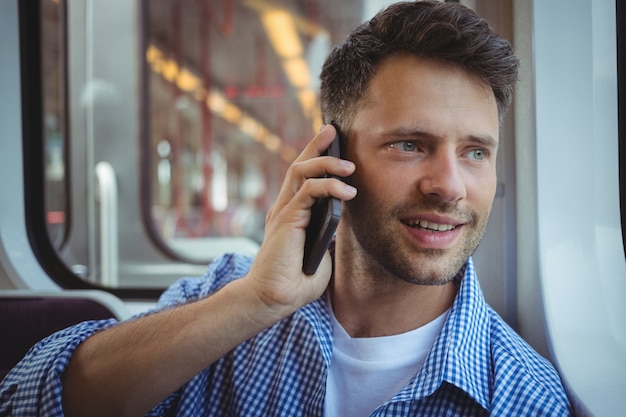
[324,303,449,417]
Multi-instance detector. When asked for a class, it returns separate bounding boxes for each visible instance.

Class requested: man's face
[340,54,499,285]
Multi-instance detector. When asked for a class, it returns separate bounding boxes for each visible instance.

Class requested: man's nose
[417,150,467,202]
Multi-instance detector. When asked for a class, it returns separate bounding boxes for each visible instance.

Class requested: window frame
[19,0,164,299]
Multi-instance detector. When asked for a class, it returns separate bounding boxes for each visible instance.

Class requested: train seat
[0,290,129,380]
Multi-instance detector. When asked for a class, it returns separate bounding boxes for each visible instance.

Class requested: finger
[271,176,357,230]
[299,176,358,204]
[272,156,355,215]
[288,155,355,191]
[293,124,338,163]
[272,125,352,208]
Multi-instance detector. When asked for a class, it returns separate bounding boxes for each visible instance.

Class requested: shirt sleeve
[0,253,254,417]
[0,319,117,417]
[154,253,254,310]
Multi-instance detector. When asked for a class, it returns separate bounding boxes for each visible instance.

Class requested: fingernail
[339,159,354,168]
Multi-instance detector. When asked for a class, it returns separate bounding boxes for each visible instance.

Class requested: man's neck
[331,242,458,338]
[329,278,456,338]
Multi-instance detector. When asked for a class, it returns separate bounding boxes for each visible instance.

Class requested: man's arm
[61,124,357,417]
[62,278,290,417]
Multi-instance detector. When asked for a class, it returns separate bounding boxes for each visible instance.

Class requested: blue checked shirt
[1,254,572,416]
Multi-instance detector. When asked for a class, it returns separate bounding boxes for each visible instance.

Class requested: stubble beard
[343,196,489,286]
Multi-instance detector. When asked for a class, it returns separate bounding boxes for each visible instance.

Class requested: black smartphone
[302,129,342,275]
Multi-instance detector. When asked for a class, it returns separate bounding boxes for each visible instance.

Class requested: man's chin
[376,250,467,286]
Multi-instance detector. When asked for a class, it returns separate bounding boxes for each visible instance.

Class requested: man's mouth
[402,219,457,232]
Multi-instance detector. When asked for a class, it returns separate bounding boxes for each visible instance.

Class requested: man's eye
[467,149,486,160]
[389,141,418,152]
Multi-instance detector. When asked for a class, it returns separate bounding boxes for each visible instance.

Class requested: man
[1,2,572,416]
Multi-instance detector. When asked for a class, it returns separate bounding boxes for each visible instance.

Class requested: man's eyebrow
[466,134,498,149]
[383,127,498,148]
[382,127,437,140]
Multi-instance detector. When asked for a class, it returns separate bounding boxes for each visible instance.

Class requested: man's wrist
[221,278,295,333]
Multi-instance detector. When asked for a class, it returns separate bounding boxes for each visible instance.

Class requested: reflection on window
[38,0,377,287]
[143,0,359,260]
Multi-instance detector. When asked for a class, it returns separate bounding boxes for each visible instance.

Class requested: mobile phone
[302,129,342,275]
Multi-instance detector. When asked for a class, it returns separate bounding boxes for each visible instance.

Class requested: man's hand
[244,124,357,319]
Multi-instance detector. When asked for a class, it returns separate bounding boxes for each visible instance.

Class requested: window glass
[40,0,390,287]
[143,1,370,261]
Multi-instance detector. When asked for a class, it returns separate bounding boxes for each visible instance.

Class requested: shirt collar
[298,256,492,411]
[300,294,334,366]
[403,257,492,410]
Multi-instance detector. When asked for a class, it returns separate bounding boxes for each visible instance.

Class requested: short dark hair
[320,1,519,128]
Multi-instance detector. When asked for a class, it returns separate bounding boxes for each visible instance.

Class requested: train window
[35,0,396,289]
[142,1,326,261]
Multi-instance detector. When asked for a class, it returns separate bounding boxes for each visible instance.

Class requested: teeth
[410,219,455,232]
